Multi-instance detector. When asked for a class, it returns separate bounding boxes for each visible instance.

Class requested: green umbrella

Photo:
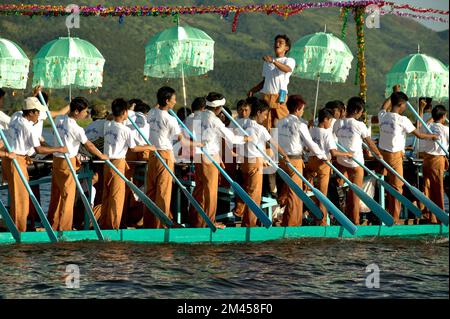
[0,38,30,89]
[32,35,105,98]
[385,47,449,101]
[144,22,214,107]
[290,29,354,120]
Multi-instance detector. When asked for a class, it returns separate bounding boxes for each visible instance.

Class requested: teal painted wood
[127,115,216,231]
[336,141,422,218]
[0,201,20,242]
[325,161,395,226]
[362,142,449,226]
[407,101,449,156]
[168,108,272,228]
[0,225,447,245]
[104,159,174,228]
[0,130,58,243]
[38,92,104,241]
[220,107,359,235]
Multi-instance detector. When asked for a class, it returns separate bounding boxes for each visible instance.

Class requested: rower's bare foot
[214,222,226,229]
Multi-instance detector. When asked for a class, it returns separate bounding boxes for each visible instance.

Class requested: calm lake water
[0,237,448,299]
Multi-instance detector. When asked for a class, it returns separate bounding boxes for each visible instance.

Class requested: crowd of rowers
[0,84,448,232]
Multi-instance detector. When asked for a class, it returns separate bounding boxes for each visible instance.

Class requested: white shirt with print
[104,121,136,159]
[53,115,88,158]
[378,110,416,152]
[261,57,296,94]
[334,118,369,168]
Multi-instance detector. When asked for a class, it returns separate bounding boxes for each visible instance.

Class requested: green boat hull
[0,225,448,244]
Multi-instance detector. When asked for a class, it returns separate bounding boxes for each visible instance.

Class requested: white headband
[205,98,226,108]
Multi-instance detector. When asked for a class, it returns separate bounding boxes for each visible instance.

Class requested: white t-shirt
[236,119,271,159]
[261,57,296,95]
[104,121,136,159]
[10,110,48,156]
[417,113,434,153]
[0,111,11,129]
[53,115,88,158]
[310,127,337,160]
[85,119,107,141]
[146,107,159,124]
[123,109,136,127]
[184,111,201,139]
[6,115,41,155]
[11,110,47,138]
[333,118,370,168]
[194,110,245,156]
[420,122,449,156]
[276,114,326,159]
[129,112,150,146]
[148,109,181,150]
[378,110,416,152]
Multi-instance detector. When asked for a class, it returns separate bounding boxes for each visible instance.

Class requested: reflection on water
[0,237,448,299]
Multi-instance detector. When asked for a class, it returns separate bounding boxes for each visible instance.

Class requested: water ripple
[0,236,448,298]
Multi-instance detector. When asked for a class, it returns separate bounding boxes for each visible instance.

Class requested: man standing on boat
[247,35,295,197]
[247,34,295,130]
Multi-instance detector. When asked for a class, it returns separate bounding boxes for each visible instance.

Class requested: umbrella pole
[313,75,320,123]
[181,64,187,118]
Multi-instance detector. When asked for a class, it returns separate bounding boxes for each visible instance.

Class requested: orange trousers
[278,158,304,226]
[123,149,150,227]
[261,93,289,129]
[99,159,128,229]
[189,155,220,228]
[234,157,264,227]
[380,150,404,223]
[144,150,174,228]
[422,153,448,223]
[5,156,29,232]
[47,157,79,231]
[337,164,364,225]
[306,156,331,225]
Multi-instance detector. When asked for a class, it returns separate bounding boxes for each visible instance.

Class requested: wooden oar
[220,108,358,234]
[127,116,215,231]
[168,109,272,228]
[0,200,20,242]
[37,92,104,240]
[0,130,58,242]
[325,160,395,226]
[336,142,422,218]
[362,142,448,226]
[220,108,323,220]
[104,159,174,228]
[407,101,449,157]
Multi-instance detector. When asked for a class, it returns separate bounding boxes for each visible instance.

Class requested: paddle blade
[310,188,357,235]
[410,186,449,226]
[350,184,395,226]
[379,179,422,218]
[0,203,20,242]
[276,168,324,220]
[231,181,272,228]
[126,180,175,227]
[180,186,217,232]
[12,160,58,243]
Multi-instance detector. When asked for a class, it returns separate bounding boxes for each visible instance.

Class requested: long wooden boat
[0,159,448,245]
[0,224,448,245]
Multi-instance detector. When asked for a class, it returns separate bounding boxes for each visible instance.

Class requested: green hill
[0,0,448,118]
